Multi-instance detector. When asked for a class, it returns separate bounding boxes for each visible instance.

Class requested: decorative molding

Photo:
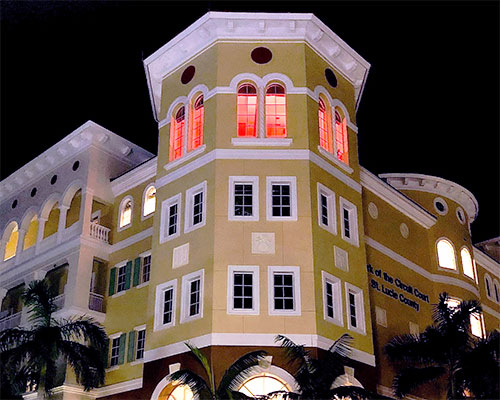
[473,247,500,277]
[111,157,157,198]
[483,304,500,320]
[144,12,370,119]
[144,333,376,367]
[317,146,353,174]
[379,173,479,223]
[110,227,153,253]
[360,168,436,229]
[92,377,143,397]
[366,236,480,297]
[232,137,293,147]
[164,145,206,171]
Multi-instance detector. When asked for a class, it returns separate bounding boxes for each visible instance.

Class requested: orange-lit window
[190,95,204,151]
[169,107,185,161]
[265,84,286,137]
[335,110,349,164]
[318,99,332,153]
[237,84,257,137]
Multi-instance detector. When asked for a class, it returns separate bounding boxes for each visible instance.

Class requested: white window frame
[484,273,494,301]
[108,332,123,368]
[228,176,259,221]
[494,279,500,304]
[185,181,207,233]
[115,263,128,294]
[142,184,156,220]
[138,250,152,286]
[160,193,182,243]
[130,325,147,364]
[436,238,458,272]
[117,195,134,231]
[460,247,475,281]
[317,183,336,234]
[227,265,260,315]
[321,271,343,326]
[339,197,359,247]
[345,282,366,335]
[180,269,204,323]
[266,176,298,221]
[470,312,485,338]
[154,279,177,331]
[268,266,301,316]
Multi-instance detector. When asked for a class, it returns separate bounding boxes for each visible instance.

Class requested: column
[0,239,6,263]
[63,249,94,312]
[80,189,94,237]
[56,205,69,244]
[14,228,26,266]
[35,217,47,255]
[258,85,265,138]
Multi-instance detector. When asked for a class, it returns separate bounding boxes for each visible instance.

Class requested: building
[0,12,498,400]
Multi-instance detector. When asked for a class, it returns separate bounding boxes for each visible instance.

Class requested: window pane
[437,240,456,270]
[273,273,294,310]
[237,85,257,137]
[193,192,203,225]
[170,107,185,161]
[265,85,287,138]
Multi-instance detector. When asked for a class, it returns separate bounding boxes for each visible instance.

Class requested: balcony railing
[89,222,110,244]
[88,292,104,313]
[53,294,65,310]
[0,311,22,331]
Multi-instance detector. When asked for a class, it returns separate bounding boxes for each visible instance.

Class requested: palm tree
[384,292,499,399]
[0,280,108,399]
[169,342,267,400]
[275,333,360,400]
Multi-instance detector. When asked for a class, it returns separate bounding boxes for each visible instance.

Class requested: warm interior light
[335,110,349,164]
[470,312,484,338]
[120,201,132,227]
[437,239,457,270]
[190,95,204,150]
[318,99,333,153]
[143,187,156,216]
[461,248,475,279]
[239,373,290,398]
[237,84,257,137]
[265,84,287,138]
[169,107,185,161]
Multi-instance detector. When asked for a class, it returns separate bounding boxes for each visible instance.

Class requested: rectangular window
[228,177,259,221]
[266,177,297,221]
[317,183,336,234]
[185,182,207,233]
[268,266,301,316]
[322,271,342,326]
[345,283,365,334]
[110,337,120,367]
[160,193,181,243]
[142,255,151,283]
[470,312,485,338]
[181,269,204,323]
[154,279,177,331]
[227,266,259,314]
[135,329,146,360]
[116,265,127,293]
[339,197,359,247]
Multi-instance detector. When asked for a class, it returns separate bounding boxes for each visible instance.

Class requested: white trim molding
[180,269,205,323]
[228,176,259,221]
[267,266,301,316]
[227,265,260,315]
[154,278,177,331]
[111,157,157,197]
[266,176,298,222]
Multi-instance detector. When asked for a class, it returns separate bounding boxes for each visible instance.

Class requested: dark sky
[1,1,498,242]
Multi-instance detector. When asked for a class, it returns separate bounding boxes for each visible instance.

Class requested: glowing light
[143,186,156,216]
[237,84,257,137]
[170,107,185,161]
[437,239,457,270]
[120,200,132,227]
[460,248,475,279]
[335,110,349,164]
[265,84,287,138]
[190,95,204,150]
[239,373,290,398]
[318,99,333,152]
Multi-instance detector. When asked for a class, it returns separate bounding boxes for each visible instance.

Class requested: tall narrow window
[470,312,484,338]
[229,176,259,221]
[135,329,146,360]
[317,183,336,234]
[185,182,207,233]
[322,271,342,326]
[345,283,365,334]
[169,106,185,161]
[143,186,156,217]
[142,255,151,283]
[154,279,177,331]
[334,110,349,164]
[181,269,204,323]
[110,337,121,367]
[189,279,201,316]
[228,266,259,314]
[271,183,291,218]
[163,287,174,325]
[494,281,500,303]
[318,99,333,153]
[119,199,133,229]
[190,95,204,151]
[485,275,492,297]
[460,247,475,280]
[437,239,457,270]
[237,84,257,137]
[339,197,359,246]
[265,84,286,137]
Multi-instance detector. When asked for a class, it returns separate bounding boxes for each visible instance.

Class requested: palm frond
[218,350,267,395]
[21,280,57,326]
[327,333,353,359]
[58,317,107,351]
[59,340,105,390]
[169,369,212,399]
[0,327,33,352]
[393,366,446,398]
[184,342,215,393]
[275,335,311,370]
[451,299,482,333]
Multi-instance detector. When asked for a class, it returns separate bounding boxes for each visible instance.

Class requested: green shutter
[133,257,141,287]
[127,330,136,363]
[108,268,116,296]
[124,261,132,290]
[118,333,126,365]
[104,338,110,368]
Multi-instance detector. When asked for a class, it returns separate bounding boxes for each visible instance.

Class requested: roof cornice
[0,121,154,202]
[473,247,500,277]
[379,173,479,223]
[111,157,158,197]
[360,167,437,229]
[143,12,370,119]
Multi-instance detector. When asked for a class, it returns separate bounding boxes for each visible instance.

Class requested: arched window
[169,106,185,161]
[119,198,133,229]
[143,185,156,217]
[494,280,500,303]
[3,222,18,261]
[237,84,257,137]
[334,109,349,164]
[437,239,456,270]
[265,84,286,137]
[159,382,193,400]
[190,95,204,151]
[460,247,475,280]
[239,373,292,398]
[485,274,492,298]
[318,98,333,153]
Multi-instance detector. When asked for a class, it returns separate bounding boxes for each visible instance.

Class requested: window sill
[117,223,132,233]
[111,291,126,299]
[325,317,344,327]
[184,221,206,234]
[135,281,149,289]
[180,314,202,324]
[160,231,181,244]
[317,146,353,174]
[268,309,301,316]
[164,144,206,171]
[437,266,459,274]
[130,359,144,366]
[141,212,154,222]
[348,326,366,336]
[227,309,260,316]
[106,366,120,372]
[232,137,293,147]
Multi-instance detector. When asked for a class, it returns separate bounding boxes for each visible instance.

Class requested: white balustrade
[89,222,110,244]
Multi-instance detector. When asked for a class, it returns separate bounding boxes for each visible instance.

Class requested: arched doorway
[156,381,193,400]
[238,371,293,398]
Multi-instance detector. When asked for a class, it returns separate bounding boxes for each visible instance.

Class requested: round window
[251,47,273,64]
[433,197,448,215]
[181,65,196,84]
[400,223,409,238]
[325,68,338,88]
[368,202,378,219]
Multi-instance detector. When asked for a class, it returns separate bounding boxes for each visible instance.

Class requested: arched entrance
[158,382,194,400]
[238,372,292,398]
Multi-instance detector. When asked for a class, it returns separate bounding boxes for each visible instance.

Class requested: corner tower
[141,11,376,397]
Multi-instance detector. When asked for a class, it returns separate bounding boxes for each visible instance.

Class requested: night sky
[1,1,498,242]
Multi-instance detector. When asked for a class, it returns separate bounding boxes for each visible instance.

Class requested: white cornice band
[111,157,158,197]
[144,333,376,367]
[379,173,479,223]
[473,247,500,276]
[360,168,436,229]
